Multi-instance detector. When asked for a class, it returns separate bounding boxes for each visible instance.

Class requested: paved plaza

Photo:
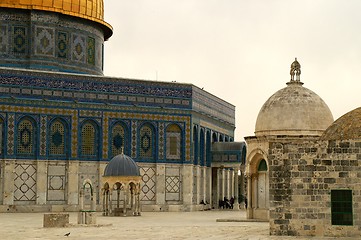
[0,209,355,240]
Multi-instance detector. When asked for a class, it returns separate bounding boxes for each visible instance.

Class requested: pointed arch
[138,122,155,160]
[212,132,217,142]
[48,118,69,158]
[16,116,37,156]
[110,121,129,158]
[79,119,100,159]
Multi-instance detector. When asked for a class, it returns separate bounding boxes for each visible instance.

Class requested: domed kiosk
[245,59,334,220]
[102,151,141,216]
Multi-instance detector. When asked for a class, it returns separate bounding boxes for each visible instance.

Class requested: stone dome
[104,153,140,177]
[0,0,112,39]
[255,59,334,136]
[321,107,361,140]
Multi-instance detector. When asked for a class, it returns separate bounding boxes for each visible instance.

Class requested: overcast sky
[103,0,361,141]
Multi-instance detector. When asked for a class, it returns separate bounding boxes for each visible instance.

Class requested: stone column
[156,163,166,207]
[123,187,127,216]
[109,190,113,215]
[226,169,230,199]
[2,160,15,205]
[246,174,252,219]
[234,169,239,209]
[67,161,79,206]
[36,161,47,205]
[216,168,221,208]
[206,167,212,206]
[254,174,258,208]
[221,168,226,200]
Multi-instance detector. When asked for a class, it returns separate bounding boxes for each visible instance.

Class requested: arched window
[212,132,217,142]
[16,118,36,155]
[49,119,67,157]
[219,135,224,142]
[258,159,268,171]
[139,123,155,159]
[166,124,181,160]
[110,122,127,157]
[80,121,98,158]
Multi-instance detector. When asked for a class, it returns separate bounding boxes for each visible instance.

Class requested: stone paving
[0,210,356,240]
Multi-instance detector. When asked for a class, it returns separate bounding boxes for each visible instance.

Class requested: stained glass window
[17,118,35,155]
[111,123,125,157]
[166,124,181,160]
[49,119,66,156]
[80,121,97,157]
[139,124,154,159]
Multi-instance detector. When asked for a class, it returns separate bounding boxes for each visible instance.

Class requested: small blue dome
[104,153,140,177]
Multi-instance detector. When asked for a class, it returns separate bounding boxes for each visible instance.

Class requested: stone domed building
[0,1,245,213]
[245,59,361,238]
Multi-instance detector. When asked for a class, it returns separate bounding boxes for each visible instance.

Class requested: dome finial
[290,57,301,82]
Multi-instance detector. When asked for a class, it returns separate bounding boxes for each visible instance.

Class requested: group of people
[218,197,235,209]
[218,196,248,210]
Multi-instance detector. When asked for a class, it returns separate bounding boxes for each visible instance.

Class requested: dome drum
[0,8,106,75]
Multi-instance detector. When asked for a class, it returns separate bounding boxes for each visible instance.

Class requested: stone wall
[268,139,361,237]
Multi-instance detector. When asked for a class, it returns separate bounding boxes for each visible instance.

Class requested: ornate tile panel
[40,115,47,156]
[87,37,95,65]
[35,26,55,56]
[158,122,164,160]
[57,31,68,59]
[7,113,15,155]
[131,120,137,158]
[0,24,8,53]
[13,26,27,54]
[72,34,86,63]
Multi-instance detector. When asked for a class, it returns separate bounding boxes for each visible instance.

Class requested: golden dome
[0,0,112,39]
